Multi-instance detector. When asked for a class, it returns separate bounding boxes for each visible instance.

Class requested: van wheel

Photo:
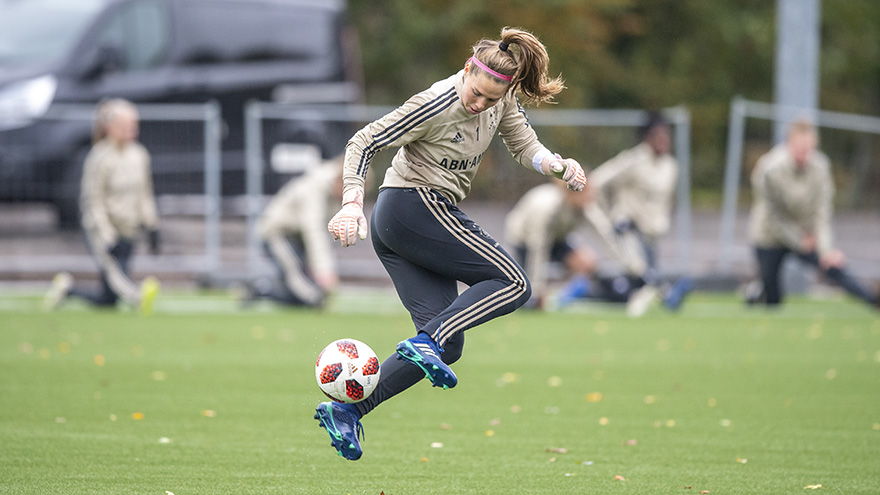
[54,148,88,230]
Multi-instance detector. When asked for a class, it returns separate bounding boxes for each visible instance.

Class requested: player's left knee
[512,276,532,309]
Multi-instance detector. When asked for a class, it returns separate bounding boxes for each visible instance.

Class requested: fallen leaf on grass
[623,439,637,446]
[419,457,429,463]
[201,409,216,418]
[585,392,603,402]
[496,372,520,387]
[548,457,556,463]
[131,412,144,420]
[488,418,501,426]
[736,457,747,464]
[430,442,443,448]
[614,475,626,481]
[484,430,495,437]
[804,484,823,489]
[700,491,710,494]
[546,447,568,454]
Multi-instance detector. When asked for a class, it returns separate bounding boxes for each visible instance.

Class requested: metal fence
[718,96,880,274]
[243,102,693,278]
[0,102,222,277]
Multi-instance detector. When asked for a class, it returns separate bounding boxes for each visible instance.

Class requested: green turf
[1,291,879,494]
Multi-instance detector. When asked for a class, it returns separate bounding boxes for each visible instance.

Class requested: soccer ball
[315,339,381,403]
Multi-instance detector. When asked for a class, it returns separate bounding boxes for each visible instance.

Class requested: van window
[176,2,335,66]
[97,0,170,71]
[0,0,108,67]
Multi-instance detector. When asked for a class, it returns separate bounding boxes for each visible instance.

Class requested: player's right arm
[329,92,434,247]
[498,97,586,192]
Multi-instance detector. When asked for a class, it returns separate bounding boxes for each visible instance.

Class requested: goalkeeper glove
[328,188,368,247]
[548,154,587,192]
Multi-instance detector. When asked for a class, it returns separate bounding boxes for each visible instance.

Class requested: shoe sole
[396,340,457,389]
[314,403,362,460]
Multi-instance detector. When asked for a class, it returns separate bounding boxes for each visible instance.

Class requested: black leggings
[69,238,134,307]
[755,246,875,305]
[353,187,531,417]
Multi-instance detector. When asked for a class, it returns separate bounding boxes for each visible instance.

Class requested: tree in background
[347,0,880,208]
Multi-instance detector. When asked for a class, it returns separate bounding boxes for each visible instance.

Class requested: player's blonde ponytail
[470,27,565,105]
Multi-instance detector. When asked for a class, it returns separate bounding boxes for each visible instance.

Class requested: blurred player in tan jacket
[242,157,342,307]
[747,119,878,308]
[584,113,692,315]
[45,99,160,313]
[505,180,597,309]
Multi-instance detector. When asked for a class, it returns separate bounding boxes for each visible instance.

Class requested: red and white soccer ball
[315,339,380,403]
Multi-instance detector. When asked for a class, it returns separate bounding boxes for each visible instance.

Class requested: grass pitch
[1,290,878,494]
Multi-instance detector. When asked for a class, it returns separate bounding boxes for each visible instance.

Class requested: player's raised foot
[396,332,457,389]
[314,401,364,460]
[43,272,73,311]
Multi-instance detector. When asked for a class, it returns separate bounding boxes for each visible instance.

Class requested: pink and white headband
[468,56,513,82]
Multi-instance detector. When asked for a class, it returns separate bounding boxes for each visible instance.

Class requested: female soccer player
[44,99,160,313]
[315,27,586,460]
[747,118,880,308]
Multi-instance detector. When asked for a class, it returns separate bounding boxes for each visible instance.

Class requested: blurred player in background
[44,99,160,313]
[505,179,598,309]
[315,27,587,460]
[240,157,342,308]
[747,118,879,309]
[581,112,692,316]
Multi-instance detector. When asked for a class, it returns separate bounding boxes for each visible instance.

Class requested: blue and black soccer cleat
[663,277,694,312]
[556,275,592,307]
[396,332,458,389]
[314,402,364,460]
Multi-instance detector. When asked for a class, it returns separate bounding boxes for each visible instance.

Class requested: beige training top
[259,161,340,277]
[748,143,834,255]
[80,139,159,248]
[589,142,677,241]
[343,70,549,204]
